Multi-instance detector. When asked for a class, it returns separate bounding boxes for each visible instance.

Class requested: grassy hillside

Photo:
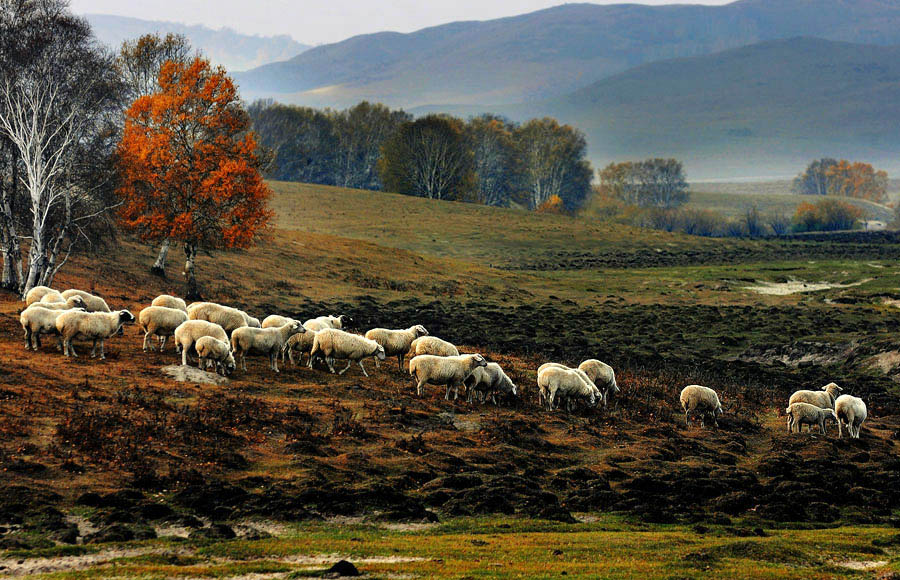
[2,181,900,577]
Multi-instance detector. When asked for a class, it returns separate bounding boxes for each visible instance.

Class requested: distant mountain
[85,14,310,72]
[235,0,900,108]
[502,37,900,179]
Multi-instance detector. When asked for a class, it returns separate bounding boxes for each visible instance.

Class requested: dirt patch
[161,364,230,385]
[835,559,888,571]
[0,547,183,577]
[869,351,900,374]
[742,279,870,295]
[738,341,856,368]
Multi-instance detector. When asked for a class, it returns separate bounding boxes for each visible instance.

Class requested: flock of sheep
[17,286,869,438]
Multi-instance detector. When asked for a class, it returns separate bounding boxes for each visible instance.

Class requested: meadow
[1,181,899,578]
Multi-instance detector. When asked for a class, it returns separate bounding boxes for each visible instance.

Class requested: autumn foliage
[792,199,863,232]
[116,58,272,296]
[536,195,566,215]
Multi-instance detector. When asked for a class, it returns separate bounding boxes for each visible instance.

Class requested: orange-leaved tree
[116,57,272,298]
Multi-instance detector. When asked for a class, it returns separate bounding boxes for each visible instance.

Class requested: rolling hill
[235,0,900,108]
[85,14,310,72]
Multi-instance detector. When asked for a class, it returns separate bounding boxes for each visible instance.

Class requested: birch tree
[515,118,592,211]
[465,114,521,207]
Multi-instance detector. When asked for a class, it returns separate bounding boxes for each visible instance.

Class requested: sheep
[680,385,723,428]
[138,306,189,352]
[23,295,86,311]
[24,285,56,306]
[188,302,249,334]
[409,335,458,358]
[151,294,188,312]
[60,289,111,312]
[55,310,135,359]
[409,353,488,400]
[305,314,351,330]
[365,325,428,370]
[262,315,297,329]
[283,327,319,368]
[579,359,619,407]
[40,290,66,304]
[835,395,867,439]
[20,305,85,350]
[309,328,385,377]
[231,321,305,372]
[537,366,598,411]
[244,313,261,328]
[173,320,228,366]
[195,336,236,376]
[536,363,602,410]
[789,382,843,409]
[464,362,518,405]
[786,402,837,435]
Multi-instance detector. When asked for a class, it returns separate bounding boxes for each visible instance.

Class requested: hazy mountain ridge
[85,14,310,72]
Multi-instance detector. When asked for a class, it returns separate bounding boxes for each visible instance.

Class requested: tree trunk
[151,239,170,277]
[183,243,201,300]
[1,241,20,292]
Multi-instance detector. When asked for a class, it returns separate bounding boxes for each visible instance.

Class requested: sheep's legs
[67,339,78,358]
[357,360,370,377]
[181,344,189,366]
[416,380,427,397]
[325,355,337,374]
[160,336,168,352]
[397,354,404,371]
[143,331,152,351]
[99,340,106,360]
[270,352,279,373]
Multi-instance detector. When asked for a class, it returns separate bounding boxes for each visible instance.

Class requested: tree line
[793,158,889,203]
[249,102,594,212]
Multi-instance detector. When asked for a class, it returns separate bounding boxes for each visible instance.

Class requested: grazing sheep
[20,305,85,350]
[23,295,86,311]
[173,320,228,366]
[579,359,619,407]
[55,310,135,359]
[195,336,236,376]
[409,354,488,400]
[151,294,187,312]
[537,366,598,411]
[305,315,351,330]
[138,306,189,352]
[244,313,261,328]
[536,363,602,410]
[365,325,428,370]
[60,289,111,312]
[465,362,518,405]
[786,402,837,435]
[309,328,385,376]
[835,395,867,439]
[231,321,305,372]
[188,302,249,334]
[24,285,56,306]
[40,290,66,304]
[410,335,458,358]
[789,382,843,409]
[283,327,319,367]
[680,385,723,428]
[262,315,297,329]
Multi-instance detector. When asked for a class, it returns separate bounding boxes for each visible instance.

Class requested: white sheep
[786,402,837,435]
[138,306,189,352]
[60,289,111,312]
[55,310,135,359]
[24,285,56,306]
[231,321,305,372]
[188,302,249,334]
[409,335,458,358]
[680,385,723,428]
[40,290,66,304]
[304,315,351,330]
[151,294,188,312]
[465,362,518,405]
[789,382,843,409]
[283,327,319,368]
[244,313,261,328]
[835,395,867,439]
[409,353,488,400]
[579,359,619,407]
[173,320,229,366]
[538,366,598,411]
[365,325,428,370]
[262,315,297,329]
[309,328,386,377]
[195,336,236,376]
[23,295,86,311]
[20,305,85,350]
[536,363,602,410]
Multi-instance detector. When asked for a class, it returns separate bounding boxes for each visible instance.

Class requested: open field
[2,181,900,577]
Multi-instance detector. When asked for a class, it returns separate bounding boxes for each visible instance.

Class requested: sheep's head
[289,321,305,336]
[119,310,136,324]
[68,296,86,309]
[823,382,842,396]
[587,390,598,407]
[714,403,724,417]
[472,354,487,368]
[611,378,621,394]
[374,344,386,360]
[413,325,428,337]
[223,353,236,376]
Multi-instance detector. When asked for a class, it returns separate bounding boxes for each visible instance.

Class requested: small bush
[536,194,566,215]
[792,199,862,232]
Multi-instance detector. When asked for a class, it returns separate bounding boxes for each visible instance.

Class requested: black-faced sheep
[409,354,488,400]
[55,310,135,359]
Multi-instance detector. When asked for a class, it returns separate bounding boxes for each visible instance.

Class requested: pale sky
[69,0,735,46]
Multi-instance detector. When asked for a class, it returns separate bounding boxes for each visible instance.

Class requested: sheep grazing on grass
[24,285,56,306]
[680,385,723,428]
[789,382,843,409]
[835,395,867,439]
[231,322,305,372]
[410,354,488,400]
[139,306,189,352]
[786,402,837,435]
[304,315,351,331]
[309,328,385,377]
[262,315,297,329]
[151,294,187,312]
[60,289,111,312]
[188,302,250,334]
[283,327,318,368]
[20,305,85,350]
[195,336,236,376]
[465,362,517,405]
[23,295,86,311]
[579,359,619,407]
[537,366,598,411]
[174,320,228,366]
[536,363,601,410]
[410,335,458,358]
[365,325,428,370]
[55,310,135,359]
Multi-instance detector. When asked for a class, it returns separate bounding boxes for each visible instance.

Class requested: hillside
[85,14,310,72]
[1,182,900,576]
[235,0,900,108]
